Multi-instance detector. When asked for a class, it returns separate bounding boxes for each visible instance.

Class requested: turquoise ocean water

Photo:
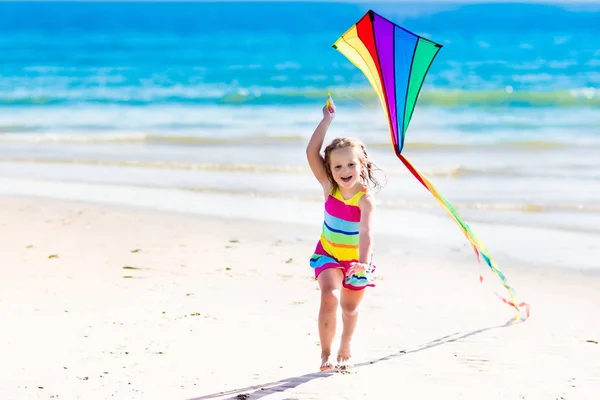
[1,1,599,140]
[1,1,599,269]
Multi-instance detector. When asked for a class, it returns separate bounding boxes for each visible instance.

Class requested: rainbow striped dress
[309,187,375,290]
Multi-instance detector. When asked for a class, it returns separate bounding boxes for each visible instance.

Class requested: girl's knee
[320,290,338,311]
[341,302,359,317]
[340,288,365,315]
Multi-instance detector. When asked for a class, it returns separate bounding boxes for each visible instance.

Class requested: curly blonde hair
[323,137,383,193]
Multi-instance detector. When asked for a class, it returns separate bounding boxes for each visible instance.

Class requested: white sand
[1,195,599,400]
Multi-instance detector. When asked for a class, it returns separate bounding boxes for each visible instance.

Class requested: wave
[226,87,600,108]
[1,131,597,151]
[0,155,594,181]
[0,157,309,174]
[0,125,31,133]
[0,156,470,177]
[0,132,313,146]
[1,87,599,108]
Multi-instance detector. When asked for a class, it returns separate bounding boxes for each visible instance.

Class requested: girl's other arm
[306,98,335,186]
[357,194,375,264]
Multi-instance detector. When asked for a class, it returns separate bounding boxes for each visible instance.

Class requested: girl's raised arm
[306,98,336,187]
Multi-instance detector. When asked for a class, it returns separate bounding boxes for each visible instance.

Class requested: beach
[1,194,599,400]
[2,1,600,399]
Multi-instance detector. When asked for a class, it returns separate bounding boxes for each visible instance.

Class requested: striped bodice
[319,187,366,262]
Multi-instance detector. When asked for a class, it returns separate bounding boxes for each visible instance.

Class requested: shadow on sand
[189,317,522,400]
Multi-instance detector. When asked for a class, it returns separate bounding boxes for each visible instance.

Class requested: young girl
[306,96,382,372]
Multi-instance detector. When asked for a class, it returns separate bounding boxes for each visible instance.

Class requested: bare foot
[337,341,351,367]
[320,354,334,372]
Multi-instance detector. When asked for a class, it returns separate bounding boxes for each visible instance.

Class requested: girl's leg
[317,268,343,371]
[337,287,366,365]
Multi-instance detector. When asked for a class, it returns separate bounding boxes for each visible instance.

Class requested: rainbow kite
[332,10,530,319]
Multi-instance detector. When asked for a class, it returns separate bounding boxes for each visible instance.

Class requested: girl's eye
[348,163,355,167]
[334,166,341,169]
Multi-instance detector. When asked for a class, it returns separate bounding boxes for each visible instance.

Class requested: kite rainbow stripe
[333,10,530,318]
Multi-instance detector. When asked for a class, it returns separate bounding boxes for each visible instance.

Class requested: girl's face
[329,147,362,189]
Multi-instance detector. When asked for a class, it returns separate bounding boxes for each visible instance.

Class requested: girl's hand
[322,96,336,121]
[346,262,369,277]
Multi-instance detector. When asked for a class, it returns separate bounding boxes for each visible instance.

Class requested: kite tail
[397,153,530,320]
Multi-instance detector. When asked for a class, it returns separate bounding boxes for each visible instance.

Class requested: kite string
[328,88,371,109]
[398,153,530,320]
